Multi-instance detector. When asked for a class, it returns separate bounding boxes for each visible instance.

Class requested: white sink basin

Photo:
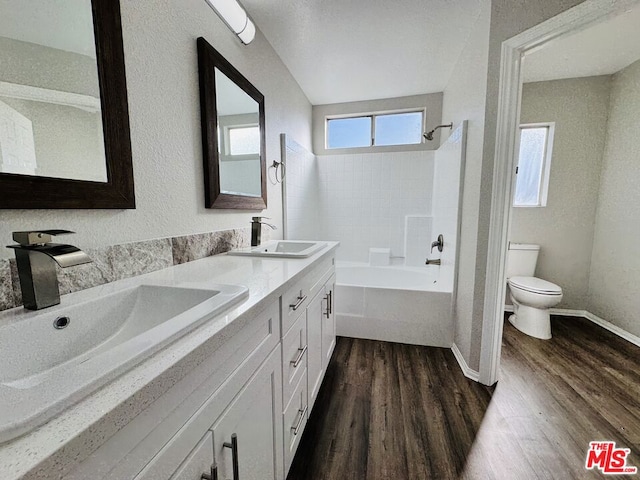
[229,240,326,258]
[0,283,248,443]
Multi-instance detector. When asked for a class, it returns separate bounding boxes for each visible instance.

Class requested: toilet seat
[508,276,562,295]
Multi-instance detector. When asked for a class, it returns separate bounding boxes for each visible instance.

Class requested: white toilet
[506,243,563,339]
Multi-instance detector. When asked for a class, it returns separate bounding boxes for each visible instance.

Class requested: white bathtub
[335,262,453,347]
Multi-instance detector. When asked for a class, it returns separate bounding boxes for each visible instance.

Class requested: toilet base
[508,302,552,340]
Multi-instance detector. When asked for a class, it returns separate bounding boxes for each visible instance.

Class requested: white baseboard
[583,311,640,348]
[451,343,480,382]
[503,305,640,348]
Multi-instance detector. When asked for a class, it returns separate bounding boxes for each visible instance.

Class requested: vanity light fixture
[204,0,256,45]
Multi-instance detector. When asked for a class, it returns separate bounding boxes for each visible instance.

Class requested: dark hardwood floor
[287,316,640,479]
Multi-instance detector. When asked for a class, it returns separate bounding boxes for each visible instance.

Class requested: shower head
[423,122,453,141]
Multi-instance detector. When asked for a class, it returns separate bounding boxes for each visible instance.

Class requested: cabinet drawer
[282,312,307,405]
[283,373,308,475]
[281,256,334,335]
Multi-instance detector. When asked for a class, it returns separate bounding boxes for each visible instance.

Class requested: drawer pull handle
[223,433,240,480]
[290,345,308,368]
[289,291,307,311]
[291,405,308,436]
[201,464,218,480]
[328,290,332,314]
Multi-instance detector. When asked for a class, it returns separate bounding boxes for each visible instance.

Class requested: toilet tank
[506,243,540,278]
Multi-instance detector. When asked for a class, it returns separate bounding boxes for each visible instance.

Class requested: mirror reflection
[0,0,107,183]
[215,68,261,197]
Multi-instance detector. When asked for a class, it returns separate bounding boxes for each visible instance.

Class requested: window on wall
[326,110,424,149]
[226,125,260,156]
[513,123,555,207]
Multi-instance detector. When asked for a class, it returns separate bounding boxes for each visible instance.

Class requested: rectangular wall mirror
[0,0,134,209]
[197,37,267,210]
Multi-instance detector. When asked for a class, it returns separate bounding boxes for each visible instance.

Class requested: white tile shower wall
[283,134,321,240]
[318,151,434,262]
[404,216,433,266]
[432,122,466,291]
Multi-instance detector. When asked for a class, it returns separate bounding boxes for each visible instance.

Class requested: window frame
[513,122,555,208]
[325,108,426,150]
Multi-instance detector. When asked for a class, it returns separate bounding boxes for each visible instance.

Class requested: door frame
[479,0,640,385]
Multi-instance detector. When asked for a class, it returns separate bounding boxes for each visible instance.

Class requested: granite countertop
[0,242,338,480]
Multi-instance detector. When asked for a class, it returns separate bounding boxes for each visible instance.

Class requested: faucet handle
[251,216,271,222]
[430,234,444,253]
[12,230,75,246]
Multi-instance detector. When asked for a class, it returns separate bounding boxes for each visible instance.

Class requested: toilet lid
[508,276,562,295]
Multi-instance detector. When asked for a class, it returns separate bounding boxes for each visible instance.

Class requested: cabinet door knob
[201,463,218,480]
[223,433,240,480]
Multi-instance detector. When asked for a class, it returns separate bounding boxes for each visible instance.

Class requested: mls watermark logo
[585,441,637,475]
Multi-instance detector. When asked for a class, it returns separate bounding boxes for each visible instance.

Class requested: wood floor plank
[287,316,640,480]
[365,342,408,479]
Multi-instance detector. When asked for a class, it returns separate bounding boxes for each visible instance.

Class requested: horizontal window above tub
[326,109,425,150]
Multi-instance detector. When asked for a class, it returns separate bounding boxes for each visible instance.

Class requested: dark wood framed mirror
[197,37,267,210]
[0,0,134,209]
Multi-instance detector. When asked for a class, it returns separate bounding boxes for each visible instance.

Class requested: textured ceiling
[524,3,640,83]
[242,0,483,105]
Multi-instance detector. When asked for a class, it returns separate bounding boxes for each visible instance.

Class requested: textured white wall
[0,0,312,258]
[443,0,588,371]
[588,59,640,337]
[441,0,491,367]
[511,77,611,309]
[317,151,434,263]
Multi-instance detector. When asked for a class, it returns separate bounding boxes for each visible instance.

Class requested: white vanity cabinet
[134,347,283,480]
[63,250,337,480]
[280,258,336,475]
[209,347,283,480]
[307,273,336,410]
[67,300,283,480]
[321,275,336,373]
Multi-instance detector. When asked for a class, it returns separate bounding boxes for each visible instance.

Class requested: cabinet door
[170,433,214,480]
[211,347,283,480]
[321,276,336,372]
[306,290,324,410]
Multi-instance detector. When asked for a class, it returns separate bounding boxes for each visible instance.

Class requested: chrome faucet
[7,230,92,310]
[251,217,277,247]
